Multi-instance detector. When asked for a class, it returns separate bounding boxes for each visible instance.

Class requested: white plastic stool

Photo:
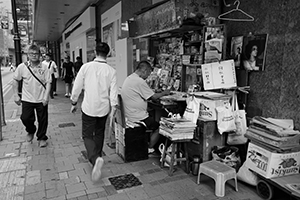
[197,160,238,197]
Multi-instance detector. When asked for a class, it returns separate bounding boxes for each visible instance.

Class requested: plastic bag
[159,143,176,167]
[216,101,236,134]
[227,93,248,145]
[237,162,258,186]
[183,96,200,124]
[212,146,241,170]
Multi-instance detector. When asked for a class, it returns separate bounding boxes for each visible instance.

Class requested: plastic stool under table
[197,160,238,197]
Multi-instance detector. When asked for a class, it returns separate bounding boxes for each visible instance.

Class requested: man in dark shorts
[121,60,170,153]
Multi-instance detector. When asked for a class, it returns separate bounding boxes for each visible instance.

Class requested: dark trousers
[21,101,48,141]
[82,111,108,166]
[50,74,57,97]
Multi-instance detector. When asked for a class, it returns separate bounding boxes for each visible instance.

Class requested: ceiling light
[60,12,64,14]
[64,4,70,6]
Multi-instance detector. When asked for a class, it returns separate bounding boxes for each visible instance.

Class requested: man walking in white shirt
[70,42,117,182]
[42,53,58,98]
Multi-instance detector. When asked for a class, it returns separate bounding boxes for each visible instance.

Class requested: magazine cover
[242,34,268,71]
[231,36,243,69]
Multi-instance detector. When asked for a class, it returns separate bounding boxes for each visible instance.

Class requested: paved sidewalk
[0,79,264,200]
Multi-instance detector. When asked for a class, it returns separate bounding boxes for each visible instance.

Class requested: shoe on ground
[53,92,57,96]
[65,93,69,98]
[39,140,47,148]
[91,157,104,182]
[26,134,34,142]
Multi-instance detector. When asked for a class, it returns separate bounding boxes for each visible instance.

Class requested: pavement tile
[0,185,24,200]
[26,170,41,185]
[66,190,86,199]
[47,195,66,200]
[107,193,130,200]
[125,187,149,200]
[68,168,86,177]
[103,185,117,196]
[24,190,46,200]
[148,197,164,200]
[63,176,81,186]
[97,190,108,198]
[142,184,166,198]
[66,182,86,194]
[85,187,105,194]
[87,193,98,200]
[59,172,69,180]
[46,187,67,199]
[24,182,45,194]
[77,195,89,200]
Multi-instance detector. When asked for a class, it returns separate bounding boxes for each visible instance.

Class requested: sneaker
[65,93,69,97]
[39,140,47,148]
[26,134,34,142]
[91,157,104,182]
[53,92,57,96]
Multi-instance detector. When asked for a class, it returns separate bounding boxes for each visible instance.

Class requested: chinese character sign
[201,59,237,90]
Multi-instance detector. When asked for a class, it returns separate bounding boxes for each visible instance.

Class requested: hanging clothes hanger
[218,0,254,22]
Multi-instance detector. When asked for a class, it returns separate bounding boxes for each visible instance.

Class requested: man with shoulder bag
[12,44,52,147]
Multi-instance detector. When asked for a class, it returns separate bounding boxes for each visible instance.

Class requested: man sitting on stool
[121,60,170,154]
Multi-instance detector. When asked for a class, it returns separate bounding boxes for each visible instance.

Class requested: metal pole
[11,0,22,96]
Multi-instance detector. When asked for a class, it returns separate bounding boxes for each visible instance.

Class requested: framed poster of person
[242,34,268,71]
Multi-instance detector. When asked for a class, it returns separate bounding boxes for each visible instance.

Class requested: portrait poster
[101,2,122,68]
[230,36,243,69]
[242,34,268,71]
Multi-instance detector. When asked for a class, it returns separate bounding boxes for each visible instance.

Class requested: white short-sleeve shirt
[121,73,155,122]
[13,61,52,103]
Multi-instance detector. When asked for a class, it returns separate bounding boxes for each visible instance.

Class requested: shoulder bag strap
[25,62,46,89]
[48,61,52,69]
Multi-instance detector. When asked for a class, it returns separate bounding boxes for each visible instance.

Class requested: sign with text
[201,59,237,90]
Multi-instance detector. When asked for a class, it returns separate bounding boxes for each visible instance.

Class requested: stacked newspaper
[159,117,196,140]
[245,116,300,150]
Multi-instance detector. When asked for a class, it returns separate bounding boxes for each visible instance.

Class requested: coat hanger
[218,0,254,22]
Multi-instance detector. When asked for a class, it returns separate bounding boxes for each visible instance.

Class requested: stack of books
[245,116,300,151]
[159,117,197,140]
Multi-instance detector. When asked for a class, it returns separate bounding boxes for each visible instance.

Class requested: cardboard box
[245,142,300,179]
[193,92,230,121]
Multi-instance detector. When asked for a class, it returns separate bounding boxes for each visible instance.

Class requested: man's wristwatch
[71,102,77,106]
